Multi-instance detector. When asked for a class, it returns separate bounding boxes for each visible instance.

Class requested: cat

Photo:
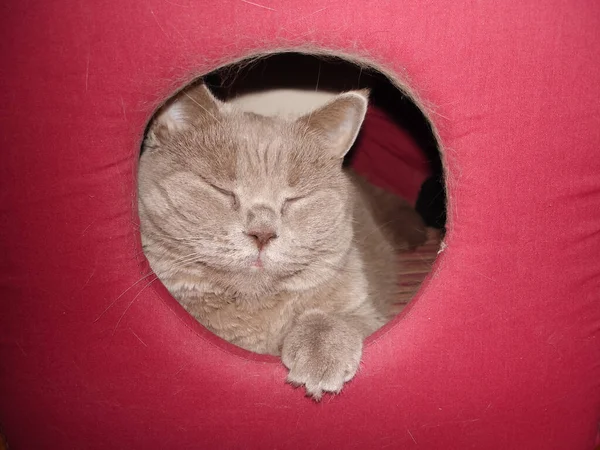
[138,82,426,399]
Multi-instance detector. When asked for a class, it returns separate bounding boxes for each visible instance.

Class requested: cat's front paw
[281,311,363,400]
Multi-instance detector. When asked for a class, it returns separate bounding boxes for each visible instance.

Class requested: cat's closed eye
[208,183,239,209]
[281,195,305,215]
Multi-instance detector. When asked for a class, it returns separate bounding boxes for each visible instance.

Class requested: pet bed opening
[140,50,447,352]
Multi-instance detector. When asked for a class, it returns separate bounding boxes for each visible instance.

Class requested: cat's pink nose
[246,229,277,249]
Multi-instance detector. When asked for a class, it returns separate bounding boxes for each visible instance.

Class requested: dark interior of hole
[204,53,446,230]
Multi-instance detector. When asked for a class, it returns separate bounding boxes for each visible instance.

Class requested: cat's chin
[242,252,278,273]
[243,261,281,277]
[226,271,283,297]
[218,259,305,296]
[249,255,265,269]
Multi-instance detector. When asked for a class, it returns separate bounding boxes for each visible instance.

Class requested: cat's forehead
[184,114,331,190]
[232,136,294,190]
[229,117,313,179]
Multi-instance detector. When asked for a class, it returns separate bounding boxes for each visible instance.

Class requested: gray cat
[138,83,426,399]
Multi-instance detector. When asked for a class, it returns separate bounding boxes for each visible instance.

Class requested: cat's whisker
[93,271,156,322]
[111,275,159,335]
[178,258,206,270]
[172,252,206,266]
[147,233,205,242]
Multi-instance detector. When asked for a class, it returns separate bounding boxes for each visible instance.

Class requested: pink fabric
[1,1,599,448]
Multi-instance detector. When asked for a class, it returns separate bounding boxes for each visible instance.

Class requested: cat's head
[138,82,368,294]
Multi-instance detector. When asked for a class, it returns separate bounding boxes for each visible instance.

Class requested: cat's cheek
[288,192,344,222]
[288,203,345,234]
[315,193,346,219]
[139,185,172,217]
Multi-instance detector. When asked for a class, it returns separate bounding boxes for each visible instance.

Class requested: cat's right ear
[145,83,223,148]
[297,90,369,160]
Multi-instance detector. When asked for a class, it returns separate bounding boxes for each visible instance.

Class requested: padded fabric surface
[1,1,600,448]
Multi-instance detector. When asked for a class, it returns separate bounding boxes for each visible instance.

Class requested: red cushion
[1,1,599,448]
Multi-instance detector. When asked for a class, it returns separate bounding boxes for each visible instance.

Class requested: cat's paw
[281,311,363,400]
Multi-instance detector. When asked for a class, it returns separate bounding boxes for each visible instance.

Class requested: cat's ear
[145,83,223,147]
[298,90,369,159]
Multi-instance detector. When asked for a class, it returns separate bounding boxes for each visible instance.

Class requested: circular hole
[139,50,446,358]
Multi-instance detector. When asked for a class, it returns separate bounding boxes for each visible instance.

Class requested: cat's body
[140,171,404,355]
[138,83,425,398]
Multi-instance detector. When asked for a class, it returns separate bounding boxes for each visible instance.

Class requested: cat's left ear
[145,83,224,147]
[298,90,369,159]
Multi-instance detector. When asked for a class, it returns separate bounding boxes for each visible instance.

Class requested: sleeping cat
[138,82,426,399]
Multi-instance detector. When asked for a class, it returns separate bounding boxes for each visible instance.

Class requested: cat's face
[138,83,368,293]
